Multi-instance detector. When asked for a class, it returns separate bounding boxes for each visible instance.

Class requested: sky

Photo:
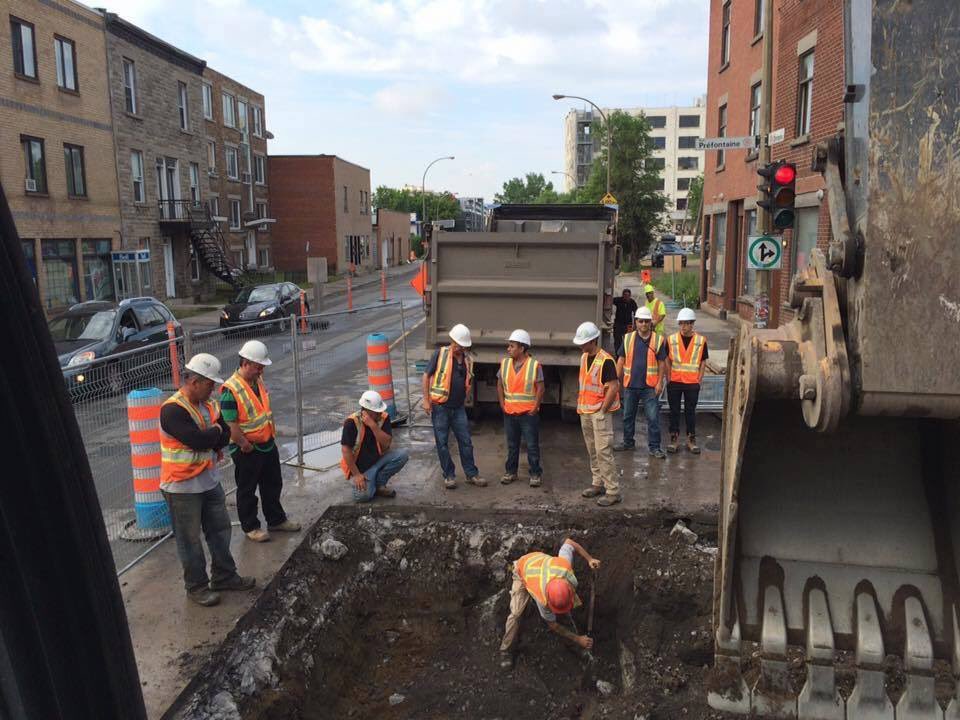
[114,0,708,201]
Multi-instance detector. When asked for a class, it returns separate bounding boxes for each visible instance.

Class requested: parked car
[220,282,310,330]
[651,240,689,268]
[50,297,183,398]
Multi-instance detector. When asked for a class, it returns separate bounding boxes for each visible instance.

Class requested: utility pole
[755,0,776,328]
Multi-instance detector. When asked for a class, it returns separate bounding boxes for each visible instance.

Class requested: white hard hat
[359,390,387,413]
[184,353,224,384]
[635,306,653,320]
[449,323,473,348]
[238,339,272,366]
[677,308,697,322]
[508,329,531,346]
[573,321,601,346]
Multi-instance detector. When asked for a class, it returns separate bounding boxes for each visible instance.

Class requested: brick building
[268,155,372,275]
[373,208,410,267]
[2,0,121,312]
[201,67,272,272]
[702,0,844,324]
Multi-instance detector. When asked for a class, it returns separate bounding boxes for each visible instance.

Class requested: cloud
[372,82,450,115]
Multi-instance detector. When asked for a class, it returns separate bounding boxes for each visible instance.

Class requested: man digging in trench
[499,537,601,669]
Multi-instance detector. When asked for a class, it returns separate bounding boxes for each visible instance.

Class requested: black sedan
[220,282,310,330]
[651,241,688,268]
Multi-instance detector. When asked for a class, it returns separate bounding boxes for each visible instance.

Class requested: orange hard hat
[545,578,575,615]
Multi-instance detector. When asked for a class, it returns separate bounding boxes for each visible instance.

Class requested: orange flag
[410,262,427,297]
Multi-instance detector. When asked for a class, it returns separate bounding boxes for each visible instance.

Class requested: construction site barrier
[366,332,397,419]
[125,388,169,536]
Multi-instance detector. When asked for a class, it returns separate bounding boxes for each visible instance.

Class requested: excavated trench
[165,506,731,720]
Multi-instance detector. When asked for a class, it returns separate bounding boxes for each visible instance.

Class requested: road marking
[390,316,425,350]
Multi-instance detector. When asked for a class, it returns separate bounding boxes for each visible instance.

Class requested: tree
[683,175,704,235]
[495,173,555,203]
[372,186,460,223]
[579,110,669,260]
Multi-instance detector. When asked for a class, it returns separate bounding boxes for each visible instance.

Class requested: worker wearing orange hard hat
[499,537,601,668]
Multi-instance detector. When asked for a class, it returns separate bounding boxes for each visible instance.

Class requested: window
[134,304,165,328]
[678,136,699,149]
[22,240,37,287]
[21,135,46,194]
[207,140,216,174]
[343,185,348,212]
[64,144,86,197]
[793,207,819,277]
[653,178,665,191]
[749,82,762,137]
[207,196,219,217]
[252,106,263,137]
[55,36,77,91]
[717,104,728,167]
[177,81,189,130]
[646,157,665,171]
[679,114,700,128]
[81,239,114,301]
[676,198,688,211]
[122,58,137,113]
[257,247,270,267]
[42,240,79,308]
[237,99,248,134]
[677,177,691,191]
[229,199,241,229]
[256,201,267,219]
[797,51,815,136]
[202,83,213,120]
[10,17,37,79]
[647,115,666,129]
[652,136,666,150]
[225,146,239,179]
[222,92,235,127]
[254,155,266,184]
[131,150,145,202]
[711,213,727,290]
[720,1,731,65]
[189,163,200,204]
[678,156,699,171]
[743,210,757,296]
[138,238,152,290]
[190,249,201,281]
[754,0,764,37]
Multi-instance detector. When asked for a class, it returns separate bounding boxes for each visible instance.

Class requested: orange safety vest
[339,410,388,477]
[221,372,275,443]
[160,391,220,484]
[515,552,581,610]
[623,331,664,389]
[577,349,621,415]
[428,345,473,404]
[500,355,541,415]
[668,332,706,384]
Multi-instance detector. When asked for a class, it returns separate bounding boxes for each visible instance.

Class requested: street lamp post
[421,155,455,231]
[553,94,611,197]
[551,170,577,191]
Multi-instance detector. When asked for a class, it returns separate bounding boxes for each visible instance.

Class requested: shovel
[587,568,597,636]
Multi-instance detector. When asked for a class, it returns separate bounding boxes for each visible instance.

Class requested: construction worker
[666,308,709,454]
[221,340,300,543]
[340,390,409,502]
[497,329,544,487]
[422,323,485,489]
[160,353,255,607]
[644,284,666,337]
[612,288,638,355]
[614,306,668,458]
[573,321,621,506]
[499,537,602,668]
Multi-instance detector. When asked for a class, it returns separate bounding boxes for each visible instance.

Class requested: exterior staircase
[186,204,245,289]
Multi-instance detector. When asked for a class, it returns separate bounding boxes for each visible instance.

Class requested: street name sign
[695,136,757,151]
[747,235,782,270]
[768,128,786,145]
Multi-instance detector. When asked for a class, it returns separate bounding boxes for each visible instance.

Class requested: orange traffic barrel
[127,388,169,533]
[366,333,396,418]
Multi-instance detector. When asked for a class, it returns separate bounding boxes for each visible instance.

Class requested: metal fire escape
[186,203,245,289]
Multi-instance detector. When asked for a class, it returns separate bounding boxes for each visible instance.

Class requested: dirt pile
[166,507,734,720]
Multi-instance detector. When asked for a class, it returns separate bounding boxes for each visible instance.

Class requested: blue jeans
[431,404,479,479]
[503,412,542,476]
[622,385,662,451]
[162,484,238,592]
[353,448,410,503]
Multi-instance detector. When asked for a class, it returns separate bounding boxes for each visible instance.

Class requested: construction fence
[66,301,414,575]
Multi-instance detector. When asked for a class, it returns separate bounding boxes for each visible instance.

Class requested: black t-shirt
[612,297,638,328]
[341,416,393,473]
[586,354,618,385]
[426,348,468,408]
[678,333,710,360]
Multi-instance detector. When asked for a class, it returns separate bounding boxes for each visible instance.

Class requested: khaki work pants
[580,410,619,495]
[499,567,531,652]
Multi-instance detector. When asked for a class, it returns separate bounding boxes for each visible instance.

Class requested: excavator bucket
[710,1,960,717]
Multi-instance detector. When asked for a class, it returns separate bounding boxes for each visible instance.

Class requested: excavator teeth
[945,607,960,719]
[847,592,895,719]
[797,588,843,719]
[753,585,798,717]
[897,596,939,719]
[708,598,752,714]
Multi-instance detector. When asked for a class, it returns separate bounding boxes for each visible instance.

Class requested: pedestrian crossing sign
[600,192,618,206]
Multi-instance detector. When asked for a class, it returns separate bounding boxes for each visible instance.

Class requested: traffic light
[757,161,797,231]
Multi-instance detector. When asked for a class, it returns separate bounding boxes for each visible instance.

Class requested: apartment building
[2,0,121,312]
[268,155,372,275]
[457,196,484,232]
[201,67,272,272]
[702,0,843,324]
[373,208,410,267]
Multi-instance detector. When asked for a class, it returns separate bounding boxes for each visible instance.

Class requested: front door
[246,231,257,269]
[163,241,176,298]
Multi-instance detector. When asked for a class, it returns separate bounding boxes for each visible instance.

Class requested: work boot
[375,486,397,498]
[443,476,457,489]
[500,473,518,485]
[499,650,513,669]
[529,474,543,488]
[467,475,488,487]
[649,448,667,459]
[612,442,634,452]
[209,574,256,592]
[687,434,701,454]
[596,493,622,507]
[187,588,220,607]
[245,528,270,543]
[268,520,301,532]
[666,433,680,453]
[581,486,605,498]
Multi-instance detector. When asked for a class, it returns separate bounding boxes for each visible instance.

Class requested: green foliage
[579,110,669,259]
[684,175,704,233]
[495,173,556,204]
[652,270,700,306]
[410,233,423,256]
[372,186,460,223]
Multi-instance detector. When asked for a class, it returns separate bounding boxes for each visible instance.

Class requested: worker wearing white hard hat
[221,340,299,543]
[341,390,409,503]
[572,321,622,506]
[422,323,485,489]
[497,329,545,487]
[159,353,255,607]
[665,307,708,455]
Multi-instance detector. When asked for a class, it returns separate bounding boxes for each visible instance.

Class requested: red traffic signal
[774,164,796,185]
[757,161,797,231]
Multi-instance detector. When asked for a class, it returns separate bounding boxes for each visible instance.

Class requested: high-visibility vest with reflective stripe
[222,372,275,443]
[577,349,621,415]
[160,391,220,483]
[500,355,541,415]
[339,411,388,477]
[647,298,666,335]
[515,552,581,610]
[668,332,706,384]
[623,331,663,389]
[428,345,473,404]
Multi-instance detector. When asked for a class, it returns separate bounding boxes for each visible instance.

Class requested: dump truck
[425,204,619,418]
[709,1,960,718]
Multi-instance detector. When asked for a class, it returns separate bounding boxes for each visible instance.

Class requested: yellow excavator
[709,1,960,718]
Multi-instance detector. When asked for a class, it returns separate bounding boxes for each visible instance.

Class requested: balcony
[158,200,203,231]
